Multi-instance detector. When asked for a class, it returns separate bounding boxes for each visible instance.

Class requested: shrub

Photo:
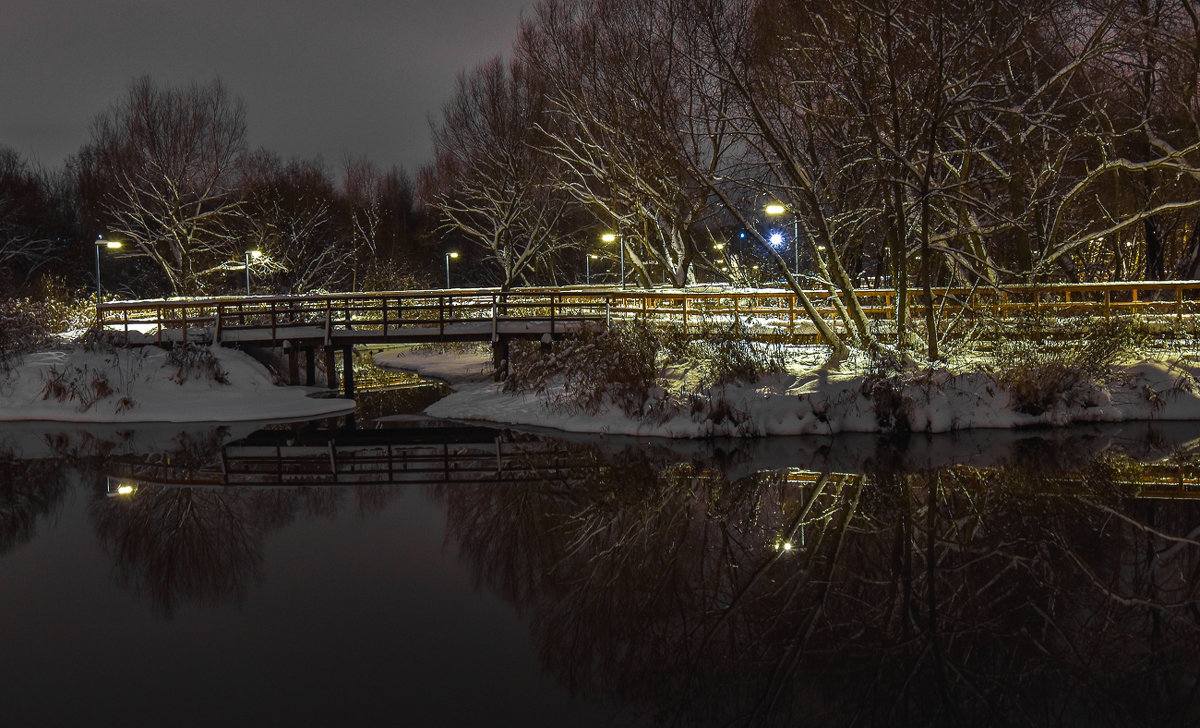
[503,318,783,422]
[689,321,785,387]
[166,343,229,385]
[0,299,51,376]
[504,321,663,419]
[39,364,113,412]
[987,312,1150,415]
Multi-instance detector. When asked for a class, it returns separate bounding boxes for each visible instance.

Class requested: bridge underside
[107,319,600,396]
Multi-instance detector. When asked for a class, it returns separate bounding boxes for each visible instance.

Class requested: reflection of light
[107,480,138,497]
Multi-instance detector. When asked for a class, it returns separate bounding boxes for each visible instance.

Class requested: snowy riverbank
[375,345,1200,438]
[0,345,354,423]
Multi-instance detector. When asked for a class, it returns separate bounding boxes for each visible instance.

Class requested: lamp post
[94,237,122,300]
[602,233,624,288]
[244,249,262,295]
[765,203,800,274]
[445,252,459,289]
[586,254,599,285]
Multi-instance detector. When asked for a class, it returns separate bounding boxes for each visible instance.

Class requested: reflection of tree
[0,459,71,556]
[89,484,398,616]
[437,442,1200,726]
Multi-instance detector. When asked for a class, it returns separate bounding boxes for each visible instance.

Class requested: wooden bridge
[96,281,1200,393]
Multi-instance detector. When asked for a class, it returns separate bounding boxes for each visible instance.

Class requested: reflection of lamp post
[95,237,122,300]
[445,252,459,289]
[244,249,262,295]
[586,254,599,285]
[602,233,624,288]
[765,203,800,274]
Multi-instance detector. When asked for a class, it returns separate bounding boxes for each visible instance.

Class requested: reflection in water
[0,459,71,556]
[1,419,1199,724]
[436,439,1200,726]
[89,483,402,616]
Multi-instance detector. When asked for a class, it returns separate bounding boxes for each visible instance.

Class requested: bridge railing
[96,289,614,345]
[97,280,1200,345]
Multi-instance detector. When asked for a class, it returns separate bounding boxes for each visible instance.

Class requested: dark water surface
[2,415,1200,727]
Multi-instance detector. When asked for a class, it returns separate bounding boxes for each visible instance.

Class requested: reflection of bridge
[97,281,1200,393]
[784,466,1200,499]
[105,426,593,489]
[100,424,1200,497]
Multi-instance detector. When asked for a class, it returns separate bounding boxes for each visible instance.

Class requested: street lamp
[586,254,599,285]
[244,249,262,295]
[94,236,122,300]
[764,203,800,274]
[445,252,459,289]
[602,232,624,288]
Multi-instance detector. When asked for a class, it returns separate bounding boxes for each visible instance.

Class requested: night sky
[0,0,529,173]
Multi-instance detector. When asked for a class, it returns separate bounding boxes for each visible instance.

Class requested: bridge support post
[286,342,299,385]
[324,347,337,390]
[492,337,509,382]
[342,346,355,397]
[305,348,316,386]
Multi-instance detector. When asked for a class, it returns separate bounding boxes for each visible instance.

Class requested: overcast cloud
[0,0,529,172]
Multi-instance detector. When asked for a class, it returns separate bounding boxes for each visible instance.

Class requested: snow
[374,345,1200,438]
[0,345,354,423]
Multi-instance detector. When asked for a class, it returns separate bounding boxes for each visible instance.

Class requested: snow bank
[0,345,354,423]
[375,347,1200,438]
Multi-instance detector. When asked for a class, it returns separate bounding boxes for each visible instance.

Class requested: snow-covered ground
[0,345,354,423]
[375,344,1200,438]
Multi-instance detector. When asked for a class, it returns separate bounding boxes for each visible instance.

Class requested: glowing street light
[445,251,459,289]
[764,202,800,274]
[602,232,625,288]
[94,236,122,301]
[244,249,262,295]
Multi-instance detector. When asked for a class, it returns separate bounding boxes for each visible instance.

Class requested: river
[1,386,1199,726]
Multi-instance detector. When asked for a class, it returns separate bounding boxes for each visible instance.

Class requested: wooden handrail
[95,281,1200,346]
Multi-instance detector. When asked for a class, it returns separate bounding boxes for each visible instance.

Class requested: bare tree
[522,0,731,288]
[236,151,349,293]
[0,147,64,285]
[76,76,247,295]
[423,56,579,290]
